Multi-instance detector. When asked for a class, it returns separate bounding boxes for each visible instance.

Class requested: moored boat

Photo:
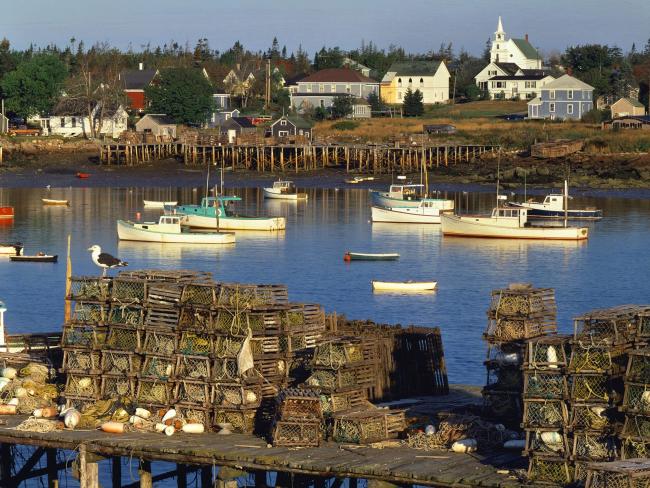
[440,207,589,240]
[143,200,178,208]
[370,183,425,208]
[262,181,307,200]
[371,198,455,224]
[0,207,14,220]
[0,243,23,255]
[372,280,437,292]
[76,172,90,179]
[10,254,58,263]
[176,196,286,231]
[42,198,70,206]
[344,252,400,261]
[345,176,375,184]
[117,215,235,244]
[506,182,602,220]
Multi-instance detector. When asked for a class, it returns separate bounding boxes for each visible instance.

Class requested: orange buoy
[343,252,351,262]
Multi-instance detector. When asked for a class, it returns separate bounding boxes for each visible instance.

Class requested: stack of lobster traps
[272,388,323,447]
[583,459,650,488]
[621,338,650,459]
[483,284,558,430]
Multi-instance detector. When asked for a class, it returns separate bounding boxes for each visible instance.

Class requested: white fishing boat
[507,181,602,220]
[440,207,589,240]
[370,183,425,208]
[143,200,178,208]
[372,281,437,292]
[41,198,69,206]
[345,176,375,184]
[0,243,23,255]
[117,215,235,244]
[371,198,455,224]
[262,181,307,200]
[176,197,286,231]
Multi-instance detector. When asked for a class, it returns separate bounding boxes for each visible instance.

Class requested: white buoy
[451,439,477,453]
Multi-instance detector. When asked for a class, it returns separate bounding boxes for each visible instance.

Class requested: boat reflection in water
[117,240,236,267]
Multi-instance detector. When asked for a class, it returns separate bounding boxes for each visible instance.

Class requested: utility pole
[265,58,271,112]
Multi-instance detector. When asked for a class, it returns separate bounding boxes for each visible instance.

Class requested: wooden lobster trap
[522,399,569,429]
[63,395,97,412]
[312,339,366,370]
[106,304,145,328]
[211,358,240,382]
[175,404,212,428]
[524,335,569,370]
[571,374,612,403]
[305,364,374,393]
[68,276,112,302]
[253,355,292,382]
[263,303,325,334]
[523,370,568,400]
[62,325,106,350]
[212,382,262,408]
[484,317,555,343]
[140,328,176,356]
[584,459,650,488]
[213,334,246,358]
[178,307,214,332]
[101,374,136,398]
[146,283,183,308]
[484,364,523,393]
[213,406,258,434]
[177,331,212,356]
[620,436,650,459]
[527,455,573,485]
[174,379,210,406]
[140,354,175,381]
[486,341,526,367]
[622,382,650,415]
[64,373,101,399]
[276,388,322,421]
[569,342,628,374]
[637,312,650,339]
[570,404,614,432]
[145,306,180,330]
[574,306,647,346]
[331,407,405,444]
[212,309,258,335]
[524,428,570,457]
[111,278,148,305]
[574,461,590,487]
[572,431,618,462]
[272,420,321,447]
[488,284,556,317]
[216,283,289,309]
[482,390,522,428]
[622,414,650,439]
[175,354,211,381]
[61,347,101,374]
[105,325,142,351]
[136,379,174,406]
[318,388,369,416]
[625,348,650,383]
[181,283,218,308]
[71,302,109,325]
[101,350,141,376]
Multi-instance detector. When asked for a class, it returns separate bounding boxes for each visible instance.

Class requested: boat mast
[214,185,220,232]
[564,179,568,228]
[204,164,210,208]
[496,148,501,219]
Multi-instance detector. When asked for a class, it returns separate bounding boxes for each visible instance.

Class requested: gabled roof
[511,38,541,60]
[230,117,256,128]
[611,115,650,123]
[518,69,549,77]
[489,74,551,81]
[299,68,377,84]
[494,63,520,76]
[386,61,443,76]
[543,74,594,91]
[285,73,309,86]
[121,69,158,90]
[527,97,542,105]
[614,97,645,108]
[272,115,313,129]
[142,114,176,125]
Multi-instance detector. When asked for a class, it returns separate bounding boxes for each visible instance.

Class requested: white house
[381,61,450,104]
[31,101,128,138]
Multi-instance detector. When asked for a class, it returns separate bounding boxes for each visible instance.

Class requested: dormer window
[420,78,424,86]
[398,78,402,87]
[408,78,412,84]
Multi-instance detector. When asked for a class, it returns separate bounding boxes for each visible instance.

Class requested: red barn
[119,65,158,112]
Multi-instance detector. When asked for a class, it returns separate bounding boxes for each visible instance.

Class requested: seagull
[88,245,128,276]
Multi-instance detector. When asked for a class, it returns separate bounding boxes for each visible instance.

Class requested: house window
[280,120,287,126]
[408,78,412,84]
[568,90,573,100]
[398,92,402,100]
[420,78,424,86]
[346,84,351,94]
[550,90,556,99]
[60,117,65,127]
[398,78,402,87]
[71,117,77,128]
[549,103,555,113]
[525,81,536,88]
[278,130,289,137]
[319,84,324,93]
[567,104,574,114]
[583,90,590,99]
[306,85,312,93]
[331,85,336,93]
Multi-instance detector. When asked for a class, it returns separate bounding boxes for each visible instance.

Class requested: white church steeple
[491,16,509,63]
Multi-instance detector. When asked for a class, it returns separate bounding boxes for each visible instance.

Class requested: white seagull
[88,245,128,276]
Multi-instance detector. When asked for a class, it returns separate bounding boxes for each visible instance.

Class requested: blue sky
[2,0,649,56]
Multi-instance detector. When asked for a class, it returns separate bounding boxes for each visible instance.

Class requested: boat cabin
[137,215,184,232]
[272,181,296,193]
[419,198,455,211]
[540,194,564,210]
[491,207,528,227]
[387,184,424,201]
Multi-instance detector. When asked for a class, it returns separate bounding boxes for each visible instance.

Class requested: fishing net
[72,303,107,324]
[15,418,61,433]
[522,400,566,428]
[141,355,175,380]
[175,380,209,405]
[63,396,95,412]
[571,375,609,402]
[212,383,261,408]
[272,421,320,447]
[69,277,110,302]
[569,345,613,373]
[101,375,136,398]
[136,380,173,404]
[175,355,210,381]
[527,457,572,485]
[178,332,211,356]
[524,372,566,399]
[105,327,141,351]
[623,415,650,438]
[111,279,147,304]
[573,432,616,461]
[142,329,176,355]
[624,383,650,414]
[526,430,567,455]
[312,341,364,370]
[178,308,213,331]
[62,349,100,372]
[62,325,106,348]
[101,350,141,375]
[212,358,239,381]
[64,375,99,398]
[213,335,245,358]
[107,305,144,327]
[213,407,257,434]
[571,404,610,430]
[181,284,216,307]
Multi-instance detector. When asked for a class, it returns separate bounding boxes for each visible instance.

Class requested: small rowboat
[143,200,178,208]
[0,207,14,220]
[344,252,400,262]
[42,198,69,206]
[371,281,437,292]
[76,172,91,179]
[345,176,375,184]
[10,254,58,263]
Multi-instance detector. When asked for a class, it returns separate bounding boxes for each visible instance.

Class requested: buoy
[0,405,17,415]
[136,212,141,220]
[0,378,10,391]
[503,439,526,449]
[7,398,19,406]
[547,346,559,369]
[161,409,176,423]
[451,439,477,453]
[101,421,126,434]
[135,408,151,419]
[34,407,58,418]
[425,425,436,435]
[1,367,17,380]
[245,391,258,404]
[343,252,351,262]
[64,409,81,429]
[154,423,166,433]
[540,431,563,451]
[181,423,205,434]
[14,387,27,398]
[164,425,175,436]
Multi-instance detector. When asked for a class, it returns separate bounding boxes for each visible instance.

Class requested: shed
[423,124,456,135]
[135,114,177,139]
[218,117,257,143]
[269,116,313,139]
[611,98,647,119]
[603,115,650,131]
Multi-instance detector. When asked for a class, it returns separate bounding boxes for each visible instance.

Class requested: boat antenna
[564,179,568,228]
[496,148,501,212]
[215,184,220,231]
[524,169,527,201]
[205,163,210,207]
[221,157,225,196]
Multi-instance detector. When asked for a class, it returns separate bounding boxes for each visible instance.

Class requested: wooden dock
[99,142,500,173]
[0,386,528,488]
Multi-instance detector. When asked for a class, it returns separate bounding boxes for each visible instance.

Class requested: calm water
[1,185,650,387]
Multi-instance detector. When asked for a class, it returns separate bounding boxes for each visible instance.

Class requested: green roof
[511,38,540,60]
[621,97,645,108]
[287,116,313,129]
[387,61,442,76]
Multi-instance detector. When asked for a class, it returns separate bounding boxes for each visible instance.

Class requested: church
[474,18,553,100]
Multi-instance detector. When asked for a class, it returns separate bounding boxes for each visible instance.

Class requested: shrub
[332,120,359,131]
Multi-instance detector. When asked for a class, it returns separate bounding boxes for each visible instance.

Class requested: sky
[1,0,649,57]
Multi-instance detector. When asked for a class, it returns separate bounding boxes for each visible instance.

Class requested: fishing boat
[507,181,602,220]
[371,280,437,292]
[117,215,235,244]
[344,252,400,261]
[41,198,69,206]
[0,243,23,255]
[175,196,286,231]
[370,183,425,208]
[10,253,58,263]
[345,176,375,184]
[0,207,14,220]
[143,200,178,208]
[262,181,307,200]
[371,198,455,224]
[76,172,90,179]
[440,207,589,240]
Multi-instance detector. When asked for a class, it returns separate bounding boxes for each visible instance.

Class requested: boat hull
[262,189,307,200]
[0,207,14,219]
[10,255,58,262]
[143,200,178,208]
[507,202,602,220]
[117,220,235,244]
[0,245,22,255]
[179,213,286,231]
[42,199,69,206]
[372,281,437,291]
[346,252,400,261]
[371,205,443,224]
[440,214,589,240]
[370,192,421,208]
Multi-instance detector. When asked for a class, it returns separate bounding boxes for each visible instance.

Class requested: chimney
[525,33,529,42]
[567,67,573,76]
[139,62,144,71]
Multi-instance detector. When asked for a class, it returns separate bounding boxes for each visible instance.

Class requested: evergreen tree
[367,92,383,113]
[482,38,492,62]
[331,95,353,119]
[402,88,424,117]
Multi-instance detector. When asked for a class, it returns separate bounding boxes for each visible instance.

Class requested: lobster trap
[570,404,613,431]
[175,354,211,381]
[522,399,568,428]
[141,328,177,355]
[621,436,650,459]
[212,382,262,408]
[276,388,323,421]
[111,278,147,304]
[136,379,173,405]
[524,335,569,370]
[305,365,374,392]
[626,348,650,383]
[177,331,212,356]
[584,459,650,488]
[212,309,258,335]
[485,317,556,343]
[211,358,240,382]
[174,380,210,406]
[622,414,650,439]
[572,431,618,461]
[178,307,214,332]
[68,277,111,302]
[140,354,175,380]
[331,408,405,444]
[101,374,136,398]
[144,306,180,329]
[569,342,627,374]
[486,341,526,367]
[571,374,611,403]
[623,383,650,415]
[61,348,101,374]
[254,356,292,382]
[318,388,368,416]
[272,420,321,447]
[524,429,570,457]
[63,395,97,412]
[213,335,246,358]
[485,364,523,393]
[312,339,365,370]
[213,406,258,434]
[101,350,141,376]
[482,390,522,427]
[180,283,217,308]
[175,405,211,428]
[524,371,568,400]
[146,283,183,308]
[637,312,650,339]
[105,326,142,351]
[527,455,573,485]
[574,305,647,346]
[61,325,106,349]
[216,283,288,309]
[107,305,145,328]
[64,374,100,399]
[71,302,108,324]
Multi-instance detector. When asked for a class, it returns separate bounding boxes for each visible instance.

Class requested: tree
[314,47,345,71]
[331,95,353,119]
[402,88,424,116]
[1,54,67,119]
[367,92,384,113]
[145,68,214,125]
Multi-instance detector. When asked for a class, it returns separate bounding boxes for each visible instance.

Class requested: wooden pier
[0,386,527,488]
[99,142,500,173]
